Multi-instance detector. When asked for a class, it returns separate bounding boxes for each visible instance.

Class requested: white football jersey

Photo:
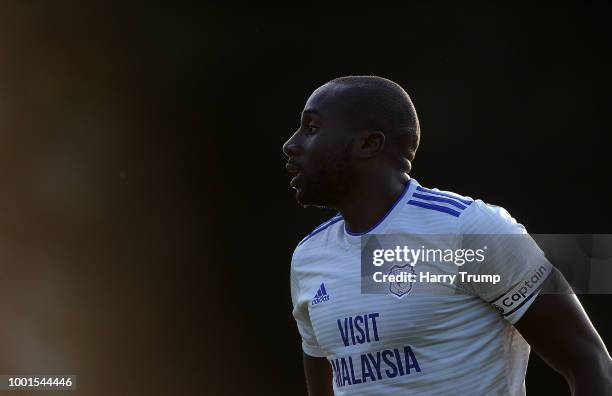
[290,178,552,396]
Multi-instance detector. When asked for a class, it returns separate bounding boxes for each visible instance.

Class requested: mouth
[290,173,302,189]
[286,162,303,189]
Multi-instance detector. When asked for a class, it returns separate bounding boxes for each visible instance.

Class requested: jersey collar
[342,178,419,245]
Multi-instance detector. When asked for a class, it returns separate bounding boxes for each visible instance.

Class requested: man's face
[283,84,356,208]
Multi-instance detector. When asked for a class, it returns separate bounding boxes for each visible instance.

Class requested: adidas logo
[311,283,330,306]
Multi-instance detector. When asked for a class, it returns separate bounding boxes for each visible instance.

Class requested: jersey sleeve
[290,257,326,357]
[458,200,553,324]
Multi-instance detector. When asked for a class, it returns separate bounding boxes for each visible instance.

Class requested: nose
[282,132,302,158]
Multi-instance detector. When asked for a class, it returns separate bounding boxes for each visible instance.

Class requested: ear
[355,130,386,159]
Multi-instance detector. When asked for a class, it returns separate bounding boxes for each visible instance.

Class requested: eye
[306,124,319,134]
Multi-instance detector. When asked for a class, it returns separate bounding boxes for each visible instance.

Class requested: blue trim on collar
[298,216,343,247]
[344,179,412,236]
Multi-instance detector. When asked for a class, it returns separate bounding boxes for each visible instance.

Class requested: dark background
[0,1,610,395]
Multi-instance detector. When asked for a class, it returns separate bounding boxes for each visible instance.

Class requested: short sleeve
[290,262,326,357]
[458,201,553,324]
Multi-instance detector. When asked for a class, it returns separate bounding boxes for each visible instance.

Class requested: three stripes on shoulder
[407,186,473,217]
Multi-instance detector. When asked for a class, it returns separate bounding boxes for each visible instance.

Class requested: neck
[337,171,409,234]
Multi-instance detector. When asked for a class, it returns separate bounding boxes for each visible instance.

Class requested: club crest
[388,264,416,298]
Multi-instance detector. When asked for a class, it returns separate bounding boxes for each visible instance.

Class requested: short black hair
[327,75,420,163]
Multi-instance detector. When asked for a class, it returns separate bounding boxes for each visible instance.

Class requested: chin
[295,186,334,209]
[295,188,317,207]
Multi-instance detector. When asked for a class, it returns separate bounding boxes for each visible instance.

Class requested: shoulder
[399,184,475,234]
[290,214,343,289]
[403,182,525,234]
[292,213,344,259]
[408,184,475,218]
[459,199,526,235]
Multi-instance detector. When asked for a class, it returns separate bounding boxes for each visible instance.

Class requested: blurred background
[0,1,610,395]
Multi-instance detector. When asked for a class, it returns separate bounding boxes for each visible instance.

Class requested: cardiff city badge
[388,264,416,298]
